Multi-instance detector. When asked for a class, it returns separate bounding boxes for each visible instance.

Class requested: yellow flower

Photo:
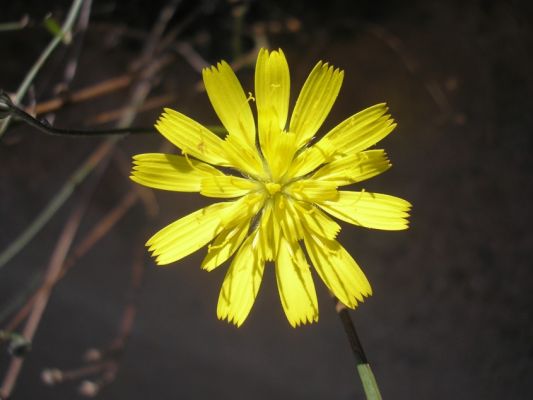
[130,49,411,327]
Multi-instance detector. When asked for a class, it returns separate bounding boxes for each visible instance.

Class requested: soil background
[0,0,532,399]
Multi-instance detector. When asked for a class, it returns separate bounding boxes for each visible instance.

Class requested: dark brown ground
[0,1,532,399]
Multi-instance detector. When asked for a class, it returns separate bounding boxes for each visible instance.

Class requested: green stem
[335,299,383,400]
[0,16,29,32]
[0,0,84,137]
[357,363,383,400]
[0,138,118,270]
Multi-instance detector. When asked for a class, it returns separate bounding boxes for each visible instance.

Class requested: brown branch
[1,141,118,332]
[62,191,139,274]
[110,244,145,350]
[86,92,176,126]
[53,0,94,96]
[4,190,140,333]
[1,0,186,394]
[0,191,89,398]
[29,75,133,115]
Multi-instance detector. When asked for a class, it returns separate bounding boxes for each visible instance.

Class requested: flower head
[131,49,411,327]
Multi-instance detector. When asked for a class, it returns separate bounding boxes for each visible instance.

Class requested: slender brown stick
[86,92,176,125]
[3,190,140,332]
[110,243,145,351]
[0,194,89,398]
[28,75,133,115]
[1,1,184,395]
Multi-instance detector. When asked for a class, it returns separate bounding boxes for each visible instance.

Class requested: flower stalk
[335,299,382,400]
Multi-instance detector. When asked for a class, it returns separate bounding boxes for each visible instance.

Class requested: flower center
[264,182,281,196]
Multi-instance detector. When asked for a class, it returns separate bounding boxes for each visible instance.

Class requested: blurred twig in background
[0,0,85,137]
[0,0,185,396]
[0,168,95,398]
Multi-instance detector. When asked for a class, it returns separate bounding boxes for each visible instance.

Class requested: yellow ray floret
[303,233,372,308]
[255,48,290,140]
[156,109,230,166]
[311,149,391,186]
[276,237,318,327]
[202,61,256,149]
[319,191,412,230]
[130,153,223,192]
[317,103,397,156]
[217,230,266,327]
[290,61,344,147]
[130,47,412,328]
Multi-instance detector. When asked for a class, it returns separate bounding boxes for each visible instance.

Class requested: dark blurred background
[0,0,532,399]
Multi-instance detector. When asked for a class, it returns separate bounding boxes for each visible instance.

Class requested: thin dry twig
[29,75,133,115]
[0,190,90,398]
[0,0,85,137]
[1,1,185,394]
[4,190,140,333]
[0,139,116,270]
[86,92,176,125]
[41,243,146,396]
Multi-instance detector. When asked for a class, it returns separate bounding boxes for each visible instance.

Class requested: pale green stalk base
[357,363,383,400]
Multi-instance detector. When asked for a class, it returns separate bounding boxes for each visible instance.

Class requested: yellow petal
[262,130,299,182]
[283,145,329,182]
[222,133,266,180]
[257,200,276,261]
[200,175,259,198]
[147,202,238,265]
[202,193,264,268]
[304,233,371,308]
[295,201,340,240]
[276,238,318,327]
[156,109,230,166]
[275,195,304,243]
[311,150,391,186]
[201,220,250,271]
[317,103,396,155]
[255,48,290,135]
[319,191,412,230]
[255,48,292,173]
[202,61,256,148]
[217,231,265,327]
[130,153,223,192]
[289,61,344,147]
[285,179,338,203]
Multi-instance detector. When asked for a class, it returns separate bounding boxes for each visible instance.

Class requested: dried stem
[0,139,116,270]
[86,93,176,126]
[56,0,93,92]
[0,50,173,269]
[0,187,90,398]
[0,0,85,137]
[110,243,146,350]
[2,190,140,333]
[1,95,155,136]
[0,1,184,398]
[29,75,133,115]
[0,16,29,32]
